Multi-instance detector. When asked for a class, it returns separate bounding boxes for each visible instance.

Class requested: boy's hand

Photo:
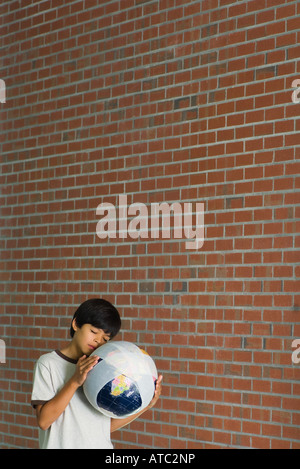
[71,355,99,387]
[148,374,163,409]
[110,374,163,433]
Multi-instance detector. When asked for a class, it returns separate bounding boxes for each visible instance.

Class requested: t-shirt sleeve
[31,359,56,409]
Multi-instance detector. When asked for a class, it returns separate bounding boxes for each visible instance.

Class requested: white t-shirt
[31,350,113,449]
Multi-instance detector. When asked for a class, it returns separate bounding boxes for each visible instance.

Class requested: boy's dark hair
[70,298,121,339]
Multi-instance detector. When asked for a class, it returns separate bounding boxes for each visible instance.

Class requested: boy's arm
[36,355,99,430]
[36,378,79,430]
[110,375,163,433]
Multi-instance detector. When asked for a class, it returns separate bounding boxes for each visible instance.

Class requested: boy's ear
[72,318,78,333]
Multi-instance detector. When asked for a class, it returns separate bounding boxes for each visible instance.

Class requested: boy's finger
[77,355,86,364]
[88,355,100,364]
[82,356,99,369]
[156,375,163,387]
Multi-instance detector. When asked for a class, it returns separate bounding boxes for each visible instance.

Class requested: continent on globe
[111,375,130,396]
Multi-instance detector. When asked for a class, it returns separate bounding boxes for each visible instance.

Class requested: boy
[31,298,162,449]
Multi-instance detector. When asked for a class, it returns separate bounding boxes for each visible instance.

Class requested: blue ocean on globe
[96,372,142,417]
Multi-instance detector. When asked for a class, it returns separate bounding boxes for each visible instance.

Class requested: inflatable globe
[83,341,158,419]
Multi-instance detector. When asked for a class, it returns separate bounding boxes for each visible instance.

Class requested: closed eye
[90,329,110,342]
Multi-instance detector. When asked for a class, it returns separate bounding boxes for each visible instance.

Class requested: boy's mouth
[87,344,96,350]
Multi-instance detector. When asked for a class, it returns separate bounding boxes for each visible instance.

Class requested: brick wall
[1,0,300,449]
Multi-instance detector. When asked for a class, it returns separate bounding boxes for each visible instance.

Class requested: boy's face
[72,321,111,356]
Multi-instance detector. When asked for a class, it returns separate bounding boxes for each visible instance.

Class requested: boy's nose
[94,334,104,345]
